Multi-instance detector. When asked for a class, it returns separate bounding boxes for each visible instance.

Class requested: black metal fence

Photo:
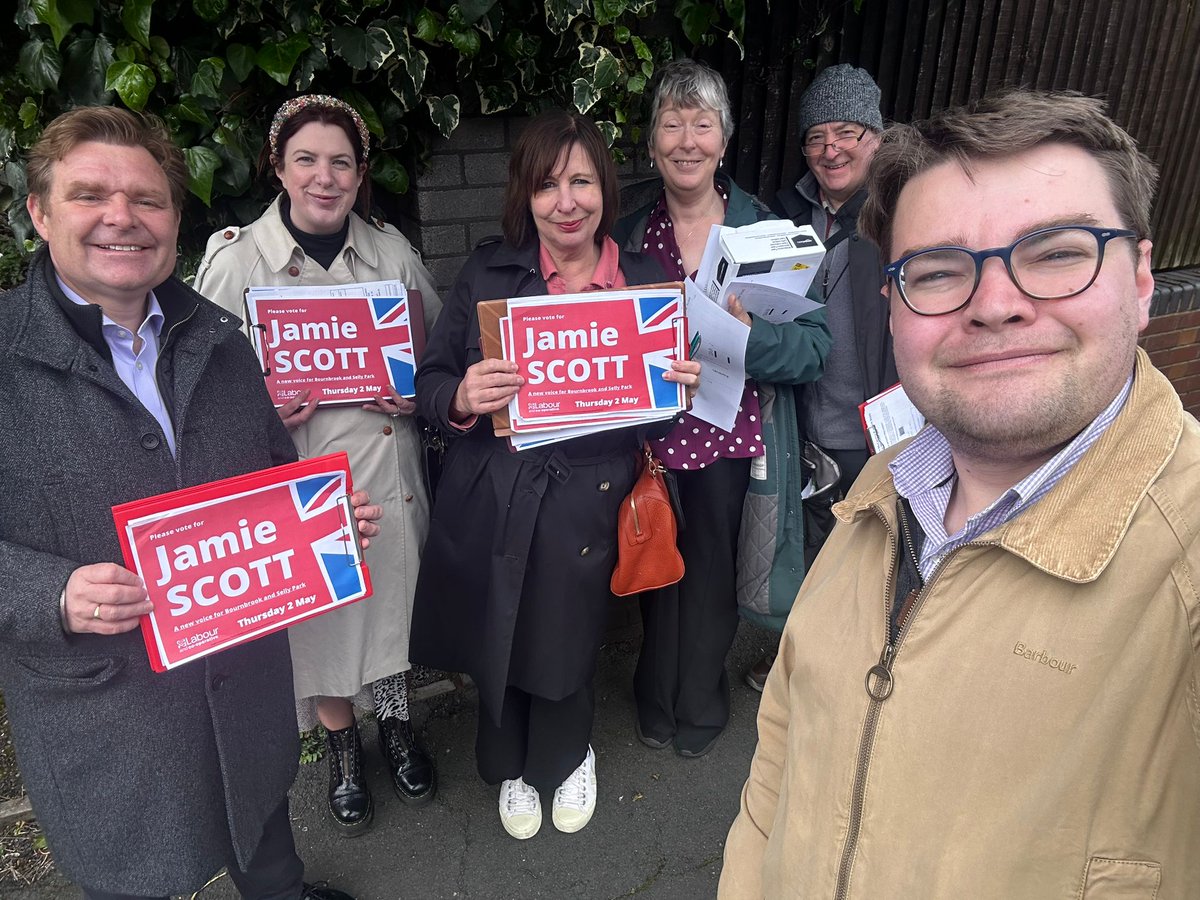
[703,0,1200,269]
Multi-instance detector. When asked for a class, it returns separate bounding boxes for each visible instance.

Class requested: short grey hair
[648,59,734,146]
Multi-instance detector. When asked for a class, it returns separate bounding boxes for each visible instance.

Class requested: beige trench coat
[193,195,441,704]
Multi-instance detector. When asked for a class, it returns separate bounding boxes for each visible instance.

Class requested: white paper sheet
[860,382,926,453]
[684,278,749,433]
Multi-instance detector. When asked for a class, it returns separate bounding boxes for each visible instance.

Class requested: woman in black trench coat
[411,110,700,841]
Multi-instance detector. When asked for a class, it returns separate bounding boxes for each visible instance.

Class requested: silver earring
[650,158,655,169]
[719,157,724,168]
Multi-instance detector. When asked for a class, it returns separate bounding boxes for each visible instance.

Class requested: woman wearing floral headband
[194,94,440,836]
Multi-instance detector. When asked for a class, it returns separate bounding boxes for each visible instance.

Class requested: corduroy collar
[837,349,1185,583]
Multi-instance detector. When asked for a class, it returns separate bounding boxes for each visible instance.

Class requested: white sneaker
[498,777,541,839]
[552,745,597,833]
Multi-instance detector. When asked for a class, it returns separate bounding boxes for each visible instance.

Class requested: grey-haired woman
[614,59,831,757]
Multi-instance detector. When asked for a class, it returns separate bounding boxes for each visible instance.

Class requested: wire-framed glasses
[884,224,1139,317]
[801,127,869,157]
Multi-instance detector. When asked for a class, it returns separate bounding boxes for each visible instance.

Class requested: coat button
[579,546,590,556]
[404,493,414,502]
[211,674,227,691]
[140,432,161,450]
[382,425,393,435]
[288,265,300,277]
[223,230,234,239]
[598,480,610,492]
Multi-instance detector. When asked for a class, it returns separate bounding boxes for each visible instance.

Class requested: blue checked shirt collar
[890,374,1134,580]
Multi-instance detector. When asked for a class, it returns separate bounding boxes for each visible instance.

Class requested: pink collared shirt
[539,237,627,294]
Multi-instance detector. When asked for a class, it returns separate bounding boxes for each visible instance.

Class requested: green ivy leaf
[343,89,384,137]
[30,0,92,48]
[425,95,460,139]
[182,145,221,205]
[149,35,169,59]
[517,59,537,93]
[190,57,225,99]
[394,42,428,97]
[18,39,63,92]
[62,33,115,105]
[255,34,310,86]
[626,72,646,94]
[122,0,152,49]
[292,46,329,92]
[193,0,227,23]
[614,25,631,43]
[578,43,600,68]
[18,100,39,129]
[676,0,719,46]
[371,151,409,194]
[104,60,155,110]
[171,94,211,126]
[414,10,441,43]
[631,35,652,62]
[115,42,136,63]
[595,120,619,145]
[723,0,746,33]
[226,44,254,82]
[212,143,251,196]
[457,0,498,25]
[330,25,393,70]
[592,48,620,90]
[545,0,586,34]
[594,0,628,26]
[363,26,397,70]
[572,77,599,114]
[447,26,481,57]
[478,79,517,115]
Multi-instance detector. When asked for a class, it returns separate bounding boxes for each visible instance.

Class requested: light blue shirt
[59,278,177,456]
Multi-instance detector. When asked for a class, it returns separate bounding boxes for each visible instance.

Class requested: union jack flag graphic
[310,526,366,604]
[635,293,683,332]
[290,472,346,520]
[370,296,416,396]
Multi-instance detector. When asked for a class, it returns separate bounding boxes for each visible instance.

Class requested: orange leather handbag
[611,443,684,596]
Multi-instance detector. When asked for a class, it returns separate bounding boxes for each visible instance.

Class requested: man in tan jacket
[720,90,1200,899]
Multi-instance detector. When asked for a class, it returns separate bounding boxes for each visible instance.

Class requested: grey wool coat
[0,250,301,896]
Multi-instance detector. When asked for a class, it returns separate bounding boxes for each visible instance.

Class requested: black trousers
[476,683,594,794]
[81,798,304,900]
[634,456,751,753]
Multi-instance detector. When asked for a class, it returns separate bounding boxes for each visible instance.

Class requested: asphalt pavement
[9,620,780,900]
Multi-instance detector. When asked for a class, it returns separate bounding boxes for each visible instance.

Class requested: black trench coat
[411,238,667,724]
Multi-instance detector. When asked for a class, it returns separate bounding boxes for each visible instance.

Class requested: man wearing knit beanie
[748,64,897,692]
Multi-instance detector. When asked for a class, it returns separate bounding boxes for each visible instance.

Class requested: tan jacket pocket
[1079,857,1161,900]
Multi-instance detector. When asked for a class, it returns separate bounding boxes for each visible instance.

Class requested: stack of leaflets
[684,222,826,432]
[478,287,688,450]
[240,279,424,407]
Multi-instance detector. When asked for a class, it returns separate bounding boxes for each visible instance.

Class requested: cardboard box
[706,222,824,301]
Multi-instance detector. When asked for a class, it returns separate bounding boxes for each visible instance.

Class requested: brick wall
[1141,268,1200,418]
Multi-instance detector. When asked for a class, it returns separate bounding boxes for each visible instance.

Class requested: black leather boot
[378,716,436,806]
[326,721,373,835]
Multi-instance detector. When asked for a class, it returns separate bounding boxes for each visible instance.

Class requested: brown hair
[27,106,188,211]
[501,110,618,248]
[859,89,1159,260]
[261,103,372,221]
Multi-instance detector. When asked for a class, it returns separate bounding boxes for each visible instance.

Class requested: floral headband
[268,95,370,163]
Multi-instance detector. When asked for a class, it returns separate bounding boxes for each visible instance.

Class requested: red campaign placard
[505,289,685,427]
[247,295,416,407]
[112,453,372,672]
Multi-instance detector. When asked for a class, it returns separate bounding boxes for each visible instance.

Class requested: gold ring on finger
[93,603,103,620]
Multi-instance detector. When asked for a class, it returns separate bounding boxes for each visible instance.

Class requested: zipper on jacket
[833,504,938,900]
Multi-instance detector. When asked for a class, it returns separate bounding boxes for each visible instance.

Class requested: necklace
[671,192,724,269]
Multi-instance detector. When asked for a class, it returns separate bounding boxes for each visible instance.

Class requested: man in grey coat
[0,107,378,899]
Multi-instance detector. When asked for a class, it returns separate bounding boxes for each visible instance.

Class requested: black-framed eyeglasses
[801,127,868,157]
[884,225,1139,317]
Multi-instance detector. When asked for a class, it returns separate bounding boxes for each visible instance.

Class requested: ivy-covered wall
[0,0,746,286]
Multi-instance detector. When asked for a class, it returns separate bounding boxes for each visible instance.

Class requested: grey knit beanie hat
[798,64,883,135]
